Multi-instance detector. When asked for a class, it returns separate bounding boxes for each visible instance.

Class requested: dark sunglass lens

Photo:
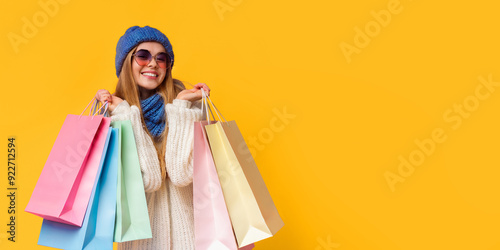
[135,50,151,63]
[156,53,168,62]
[156,53,169,68]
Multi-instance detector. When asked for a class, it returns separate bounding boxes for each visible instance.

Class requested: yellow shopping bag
[203,91,284,248]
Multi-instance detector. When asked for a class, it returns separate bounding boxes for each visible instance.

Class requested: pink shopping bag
[25,98,111,227]
[193,92,254,250]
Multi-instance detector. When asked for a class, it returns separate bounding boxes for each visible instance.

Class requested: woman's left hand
[176,82,211,102]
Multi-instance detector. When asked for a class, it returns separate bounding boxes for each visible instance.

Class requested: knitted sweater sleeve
[110,100,163,193]
[165,99,202,187]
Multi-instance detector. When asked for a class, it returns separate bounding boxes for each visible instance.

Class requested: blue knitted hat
[115,26,174,77]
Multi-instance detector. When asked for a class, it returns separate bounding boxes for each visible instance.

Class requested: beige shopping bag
[203,91,284,248]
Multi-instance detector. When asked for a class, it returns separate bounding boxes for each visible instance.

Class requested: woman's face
[132,42,168,92]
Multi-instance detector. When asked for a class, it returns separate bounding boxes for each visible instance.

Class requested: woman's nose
[148,58,158,68]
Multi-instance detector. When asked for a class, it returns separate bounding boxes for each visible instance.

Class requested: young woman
[95,25,210,250]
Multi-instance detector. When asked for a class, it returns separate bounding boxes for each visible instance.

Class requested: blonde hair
[114,45,185,180]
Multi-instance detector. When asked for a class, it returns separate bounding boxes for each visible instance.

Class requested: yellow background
[1,0,500,249]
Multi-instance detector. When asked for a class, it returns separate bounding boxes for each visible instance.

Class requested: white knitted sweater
[109,98,202,250]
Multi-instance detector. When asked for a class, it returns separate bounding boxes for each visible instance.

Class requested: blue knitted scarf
[140,93,166,138]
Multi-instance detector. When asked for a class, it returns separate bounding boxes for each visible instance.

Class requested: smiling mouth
[141,72,158,77]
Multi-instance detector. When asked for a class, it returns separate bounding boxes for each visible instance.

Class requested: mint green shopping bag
[111,120,152,242]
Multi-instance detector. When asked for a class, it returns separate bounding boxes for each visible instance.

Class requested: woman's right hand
[95,89,123,113]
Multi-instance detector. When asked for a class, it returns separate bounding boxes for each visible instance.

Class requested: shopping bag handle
[201,88,227,123]
[201,88,216,123]
[91,98,109,117]
[206,92,227,122]
[79,97,108,119]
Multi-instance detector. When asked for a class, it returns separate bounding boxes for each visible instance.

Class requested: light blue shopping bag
[38,128,119,250]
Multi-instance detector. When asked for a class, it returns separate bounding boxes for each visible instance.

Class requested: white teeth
[142,73,157,77]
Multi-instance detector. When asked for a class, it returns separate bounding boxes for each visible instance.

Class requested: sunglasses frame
[132,49,171,69]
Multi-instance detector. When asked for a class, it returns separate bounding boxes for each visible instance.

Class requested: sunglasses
[132,49,171,69]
